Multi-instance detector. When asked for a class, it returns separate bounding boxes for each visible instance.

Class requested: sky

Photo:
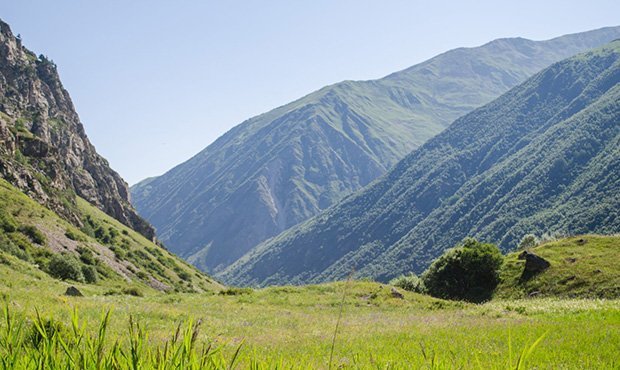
[1,1,619,185]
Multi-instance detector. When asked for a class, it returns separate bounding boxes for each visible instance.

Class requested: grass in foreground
[1,272,618,369]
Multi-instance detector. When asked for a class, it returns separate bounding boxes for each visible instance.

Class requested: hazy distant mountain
[223,41,620,286]
[131,26,620,275]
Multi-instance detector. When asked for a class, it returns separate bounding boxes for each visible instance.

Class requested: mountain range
[222,40,620,286]
[131,26,620,276]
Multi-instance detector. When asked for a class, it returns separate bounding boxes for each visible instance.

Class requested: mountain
[131,27,620,275]
[223,41,620,286]
[0,19,219,292]
[0,19,154,240]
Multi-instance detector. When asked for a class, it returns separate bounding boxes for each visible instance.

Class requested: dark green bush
[47,253,84,282]
[65,229,85,242]
[122,287,143,297]
[0,233,32,262]
[422,238,504,303]
[177,270,192,282]
[389,273,425,293]
[81,264,99,284]
[218,287,253,296]
[19,225,46,245]
[0,213,18,232]
[77,246,96,265]
[109,245,126,260]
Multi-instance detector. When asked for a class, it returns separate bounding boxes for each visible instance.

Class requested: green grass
[496,235,620,299]
[0,178,221,295]
[0,263,618,368]
[1,180,619,367]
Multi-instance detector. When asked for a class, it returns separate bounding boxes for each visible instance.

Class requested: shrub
[389,273,425,293]
[422,238,504,303]
[77,246,96,265]
[65,229,85,242]
[0,213,18,232]
[219,287,253,296]
[81,264,99,284]
[19,225,46,245]
[47,253,84,282]
[177,270,192,282]
[518,234,539,250]
[0,233,32,262]
[122,287,143,297]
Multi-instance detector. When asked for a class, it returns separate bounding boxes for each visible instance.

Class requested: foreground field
[1,256,618,369]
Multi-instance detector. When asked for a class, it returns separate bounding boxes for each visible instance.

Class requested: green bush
[122,287,143,297]
[422,238,504,303]
[19,225,46,245]
[0,233,31,262]
[218,287,253,296]
[0,213,18,232]
[389,273,425,293]
[81,264,99,284]
[65,229,85,242]
[77,246,96,265]
[177,270,192,282]
[47,253,84,282]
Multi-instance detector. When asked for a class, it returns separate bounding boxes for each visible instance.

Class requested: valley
[0,9,618,369]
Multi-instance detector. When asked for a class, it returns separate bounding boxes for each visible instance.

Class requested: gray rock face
[0,19,154,239]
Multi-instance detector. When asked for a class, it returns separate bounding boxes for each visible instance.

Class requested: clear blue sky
[1,1,619,185]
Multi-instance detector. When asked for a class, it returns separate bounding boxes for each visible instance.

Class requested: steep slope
[0,19,154,239]
[224,41,620,286]
[0,178,220,293]
[132,26,620,274]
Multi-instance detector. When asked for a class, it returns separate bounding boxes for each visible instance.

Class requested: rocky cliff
[0,19,154,239]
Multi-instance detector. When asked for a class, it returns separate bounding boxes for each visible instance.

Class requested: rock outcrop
[0,19,154,239]
[518,251,551,281]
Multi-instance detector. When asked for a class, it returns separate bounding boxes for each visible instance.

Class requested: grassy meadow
[1,255,619,369]
[0,179,618,368]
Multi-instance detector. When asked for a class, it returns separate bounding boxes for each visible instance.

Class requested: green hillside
[496,235,620,299]
[0,178,220,294]
[131,27,620,276]
[223,41,620,287]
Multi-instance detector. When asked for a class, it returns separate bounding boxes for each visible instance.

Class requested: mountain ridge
[222,40,620,286]
[132,26,620,276]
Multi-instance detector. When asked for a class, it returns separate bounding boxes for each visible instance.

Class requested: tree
[518,234,539,250]
[422,238,503,302]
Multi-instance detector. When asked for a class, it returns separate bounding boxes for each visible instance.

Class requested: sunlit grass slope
[0,178,220,295]
[496,235,620,299]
